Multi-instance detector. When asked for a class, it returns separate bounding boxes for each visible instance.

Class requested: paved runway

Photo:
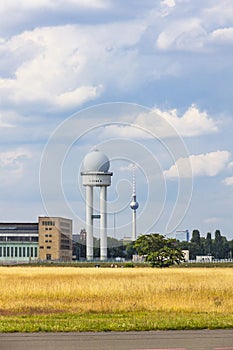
[0,330,233,350]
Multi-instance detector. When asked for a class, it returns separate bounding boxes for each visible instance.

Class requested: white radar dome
[82,149,110,173]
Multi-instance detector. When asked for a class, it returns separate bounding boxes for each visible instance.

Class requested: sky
[1,0,233,240]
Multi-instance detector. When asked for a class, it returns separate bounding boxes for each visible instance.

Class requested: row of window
[0,246,38,258]
[60,245,70,250]
[41,221,55,226]
[0,236,38,242]
[40,246,51,249]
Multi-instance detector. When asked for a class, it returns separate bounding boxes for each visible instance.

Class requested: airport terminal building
[0,217,72,263]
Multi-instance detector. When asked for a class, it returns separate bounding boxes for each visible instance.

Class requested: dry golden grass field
[0,267,232,315]
[0,267,232,332]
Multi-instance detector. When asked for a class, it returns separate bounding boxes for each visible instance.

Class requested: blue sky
[1,0,233,239]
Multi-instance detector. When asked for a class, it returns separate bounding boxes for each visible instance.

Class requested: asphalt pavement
[0,330,233,350]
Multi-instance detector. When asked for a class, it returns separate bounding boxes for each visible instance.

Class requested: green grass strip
[0,311,232,332]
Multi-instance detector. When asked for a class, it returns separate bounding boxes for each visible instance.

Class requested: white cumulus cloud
[156,19,207,51]
[0,148,32,186]
[55,85,103,108]
[164,150,231,178]
[0,23,145,112]
[149,105,218,137]
[102,105,218,140]
[211,27,233,43]
[0,0,108,13]
[222,176,233,186]
[162,0,176,8]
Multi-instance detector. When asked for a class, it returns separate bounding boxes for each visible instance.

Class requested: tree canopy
[178,229,231,260]
[134,233,184,267]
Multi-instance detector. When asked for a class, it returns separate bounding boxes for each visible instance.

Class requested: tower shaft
[100,186,107,260]
[86,186,93,260]
[132,209,136,241]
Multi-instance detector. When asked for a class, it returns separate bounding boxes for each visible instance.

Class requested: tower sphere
[130,199,139,210]
[82,149,110,173]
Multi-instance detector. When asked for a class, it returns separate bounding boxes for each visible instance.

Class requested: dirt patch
[0,307,66,317]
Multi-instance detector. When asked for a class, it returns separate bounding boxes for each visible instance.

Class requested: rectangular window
[47,246,51,249]
[42,220,55,226]
[19,247,22,257]
[0,247,2,257]
[27,247,29,257]
[40,246,44,249]
[31,247,33,258]
[35,247,38,257]
[3,247,6,257]
[15,247,18,257]
[11,247,14,257]
[7,247,10,257]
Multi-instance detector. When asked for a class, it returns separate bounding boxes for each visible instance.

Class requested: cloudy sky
[1,0,233,240]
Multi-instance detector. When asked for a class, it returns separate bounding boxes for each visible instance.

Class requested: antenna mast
[130,164,139,241]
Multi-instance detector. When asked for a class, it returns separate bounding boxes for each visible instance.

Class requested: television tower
[130,165,139,241]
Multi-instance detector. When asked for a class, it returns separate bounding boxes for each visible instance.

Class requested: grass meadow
[0,267,232,332]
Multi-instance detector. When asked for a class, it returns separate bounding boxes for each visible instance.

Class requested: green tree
[214,230,224,259]
[177,240,189,250]
[229,240,233,259]
[205,232,212,255]
[191,229,201,245]
[124,241,137,260]
[190,229,203,259]
[107,237,125,258]
[134,233,184,267]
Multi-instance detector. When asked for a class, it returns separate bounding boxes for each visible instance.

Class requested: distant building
[132,254,145,262]
[182,250,189,262]
[0,217,72,263]
[196,255,213,263]
[79,228,87,241]
[38,217,72,262]
[73,228,86,243]
[0,222,38,262]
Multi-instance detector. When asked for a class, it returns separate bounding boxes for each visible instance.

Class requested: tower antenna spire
[132,164,136,196]
[130,163,139,241]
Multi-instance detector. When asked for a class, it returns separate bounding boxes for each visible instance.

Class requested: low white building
[132,254,145,262]
[196,255,213,263]
[182,250,189,262]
